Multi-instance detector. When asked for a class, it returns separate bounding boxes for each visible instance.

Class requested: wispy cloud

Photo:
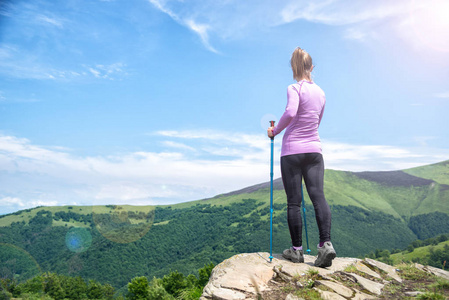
[0,0,16,18]
[150,0,394,51]
[36,14,64,28]
[0,1,129,81]
[0,44,127,80]
[279,0,405,26]
[148,0,218,53]
[86,63,127,80]
[0,90,39,103]
[1,131,446,214]
[184,19,217,53]
[144,0,449,54]
[0,45,55,80]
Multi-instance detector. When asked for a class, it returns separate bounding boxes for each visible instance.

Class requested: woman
[267,47,336,268]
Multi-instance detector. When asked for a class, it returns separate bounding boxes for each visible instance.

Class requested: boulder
[200,252,448,300]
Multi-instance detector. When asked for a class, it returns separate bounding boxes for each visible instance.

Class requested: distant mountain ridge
[216,167,448,198]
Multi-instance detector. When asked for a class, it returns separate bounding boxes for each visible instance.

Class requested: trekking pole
[301,182,311,254]
[269,120,275,262]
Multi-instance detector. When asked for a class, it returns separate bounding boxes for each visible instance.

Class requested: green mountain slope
[390,240,449,266]
[325,169,449,220]
[0,160,448,291]
[404,159,449,185]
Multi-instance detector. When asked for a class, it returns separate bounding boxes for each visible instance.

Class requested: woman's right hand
[267,127,274,138]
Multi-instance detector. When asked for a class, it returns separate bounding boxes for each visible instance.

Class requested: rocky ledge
[200,252,449,300]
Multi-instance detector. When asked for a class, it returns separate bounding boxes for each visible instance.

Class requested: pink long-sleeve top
[272,80,326,157]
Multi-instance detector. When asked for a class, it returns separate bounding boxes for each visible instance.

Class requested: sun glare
[409,0,449,52]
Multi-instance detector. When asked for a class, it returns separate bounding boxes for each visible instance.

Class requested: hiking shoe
[282,247,304,263]
[314,242,336,268]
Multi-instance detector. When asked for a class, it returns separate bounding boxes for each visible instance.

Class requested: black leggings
[281,153,331,247]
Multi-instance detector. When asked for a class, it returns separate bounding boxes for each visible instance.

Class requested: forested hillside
[0,160,448,293]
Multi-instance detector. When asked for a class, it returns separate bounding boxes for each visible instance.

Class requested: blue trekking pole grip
[269,120,275,262]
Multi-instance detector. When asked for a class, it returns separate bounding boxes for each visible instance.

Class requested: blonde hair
[290,47,313,82]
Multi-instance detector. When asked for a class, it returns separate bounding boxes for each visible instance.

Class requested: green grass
[390,240,449,265]
[404,160,449,186]
[295,288,322,300]
[52,219,90,228]
[396,263,431,281]
[416,292,446,299]
[343,264,358,273]
[324,169,449,220]
[430,278,449,292]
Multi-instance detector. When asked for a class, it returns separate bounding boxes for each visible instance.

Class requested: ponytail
[290,47,313,81]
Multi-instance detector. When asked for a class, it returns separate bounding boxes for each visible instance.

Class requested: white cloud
[89,68,101,78]
[434,92,449,99]
[95,182,159,201]
[343,28,370,42]
[279,0,406,26]
[161,141,196,152]
[80,64,128,80]
[0,196,57,214]
[1,197,25,207]
[412,136,436,147]
[29,200,59,207]
[36,15,64,28]
[322,140,447,172]
[185,19,218,53]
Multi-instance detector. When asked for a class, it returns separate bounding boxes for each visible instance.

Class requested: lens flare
[92,205,155,244]
[260,114,278,131]
[67,254,84,274]
[409,0,449,52]
[65,227,92,253]
[0,243,42,283]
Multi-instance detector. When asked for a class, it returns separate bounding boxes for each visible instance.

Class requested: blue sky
[1,0,448,215]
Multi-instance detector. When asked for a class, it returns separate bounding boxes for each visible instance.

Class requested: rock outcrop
[200,252,449,300]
